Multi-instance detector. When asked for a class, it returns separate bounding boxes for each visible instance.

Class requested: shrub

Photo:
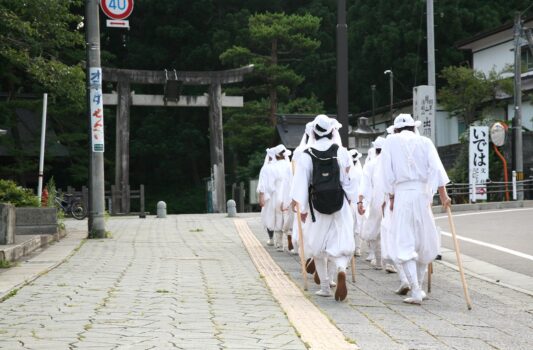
[0,179,39,207]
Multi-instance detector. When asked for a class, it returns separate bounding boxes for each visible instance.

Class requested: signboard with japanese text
[89,68,105,152]
[413,85,436,144]
[469,126,489,201]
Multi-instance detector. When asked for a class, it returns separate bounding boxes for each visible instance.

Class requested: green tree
[0,0,85,107]
[439,66,513,125]
[220,12,321,125]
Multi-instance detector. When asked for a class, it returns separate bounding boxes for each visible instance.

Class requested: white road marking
[434,207,533,219]
[440,230,533,262]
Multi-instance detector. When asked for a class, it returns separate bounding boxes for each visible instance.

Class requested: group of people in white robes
[257,113,451,305]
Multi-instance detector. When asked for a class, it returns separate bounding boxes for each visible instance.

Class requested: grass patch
[156,289,170,294]
[1,288,18,302]
[83,323,92,331]
[0,260,12,269]
[104,230,113,238]
[189,228,204,232]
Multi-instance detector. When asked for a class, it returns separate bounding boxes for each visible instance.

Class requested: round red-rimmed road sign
[100,0,134,20]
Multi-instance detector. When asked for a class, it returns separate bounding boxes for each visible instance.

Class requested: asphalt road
[434,207,533,277]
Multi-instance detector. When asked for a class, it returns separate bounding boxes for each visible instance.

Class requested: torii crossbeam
[102,65,253,214]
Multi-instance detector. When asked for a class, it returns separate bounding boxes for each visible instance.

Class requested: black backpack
[305,144,345,222]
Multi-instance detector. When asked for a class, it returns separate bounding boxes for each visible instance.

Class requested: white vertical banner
[413,85,436,143]
[89,68,105,152]
[469,126,489,201]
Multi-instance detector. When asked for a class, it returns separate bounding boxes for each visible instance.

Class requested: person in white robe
[290,115,355,301]
[358,136,386,269]
[348,149,364,257]
[257,145,292,250]
[380,114,451,304]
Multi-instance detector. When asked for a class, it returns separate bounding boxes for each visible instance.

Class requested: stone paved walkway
[245,214,533,350]
[1,213,533,350]
[0,216,306,350]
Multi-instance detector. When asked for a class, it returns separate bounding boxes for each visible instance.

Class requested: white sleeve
[426,139,450,194]
[359,160,373,200]
[380,138,395,195]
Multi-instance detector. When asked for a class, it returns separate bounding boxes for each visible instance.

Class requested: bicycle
[54,194,87,220]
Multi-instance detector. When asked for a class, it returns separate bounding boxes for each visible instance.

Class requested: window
[521,46,533,72]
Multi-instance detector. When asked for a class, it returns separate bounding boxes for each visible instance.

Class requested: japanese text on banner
[89,68,104,152]
[469,126,489,201]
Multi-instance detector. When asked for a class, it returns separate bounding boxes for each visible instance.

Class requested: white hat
[393,113,416,129]
[313,114,342,136]
[349,148,362,161]
[372,136,386,149]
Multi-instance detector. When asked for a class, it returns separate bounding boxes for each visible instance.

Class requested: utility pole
[85,0,106,238]
[336,0,349,145]
[371,85,376,129]
[426,0,438,145]
[513,11,524,200]
[384,70,393,124]
[427,0,436,86]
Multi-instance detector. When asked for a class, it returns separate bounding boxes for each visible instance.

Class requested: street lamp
[384,70,393,124]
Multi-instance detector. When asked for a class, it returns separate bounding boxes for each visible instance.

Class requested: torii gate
[102,65,253,214]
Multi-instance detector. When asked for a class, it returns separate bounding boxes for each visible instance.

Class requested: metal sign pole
[37,93,48,205]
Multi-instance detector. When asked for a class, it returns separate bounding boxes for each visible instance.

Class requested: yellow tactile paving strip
[234,219,358,350]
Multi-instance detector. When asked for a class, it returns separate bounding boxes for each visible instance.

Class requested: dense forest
[1,0,531,213]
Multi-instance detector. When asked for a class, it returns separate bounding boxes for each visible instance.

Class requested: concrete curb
[432,199,533,214]
[0,228,85,302]
[0,229,66,263]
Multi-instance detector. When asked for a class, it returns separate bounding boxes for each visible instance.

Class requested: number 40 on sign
[100,0,134,28]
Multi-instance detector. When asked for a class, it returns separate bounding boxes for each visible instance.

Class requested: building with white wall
[457,17,533,132]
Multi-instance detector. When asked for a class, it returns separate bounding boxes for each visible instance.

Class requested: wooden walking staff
[292,161,308,291]
[350,256,356,283]
[446,206,473,310]
[427,263,433,293]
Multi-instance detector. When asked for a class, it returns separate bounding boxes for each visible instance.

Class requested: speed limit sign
[100,0,134,20]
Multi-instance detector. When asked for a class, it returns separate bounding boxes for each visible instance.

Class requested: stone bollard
[227,199,237,217]
[0,203,16,245]
[157,201,167,218]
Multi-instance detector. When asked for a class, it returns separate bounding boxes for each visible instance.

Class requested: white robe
[359,155,385,241]
[380,130,449,264]
[290,138,355,265]
[258,159,292,232]
[347,161,364,240]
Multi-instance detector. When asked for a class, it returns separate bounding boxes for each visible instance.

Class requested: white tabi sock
[274,231,283,249]
[416,262,428,287]
[402,260,420,290]
[396,262,409,285]
[327,259,337,285]
[314,257,330,291]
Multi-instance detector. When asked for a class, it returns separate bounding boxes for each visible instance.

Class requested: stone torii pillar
[102,65,253,214]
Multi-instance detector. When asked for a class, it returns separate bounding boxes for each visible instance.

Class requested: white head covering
[390,114,422,134]
[349,148,362,162]
[366,147,376,163]
[312,114,343,146]
[372,136,386,149]
[264,144,288,165]
[298,121,315,148]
